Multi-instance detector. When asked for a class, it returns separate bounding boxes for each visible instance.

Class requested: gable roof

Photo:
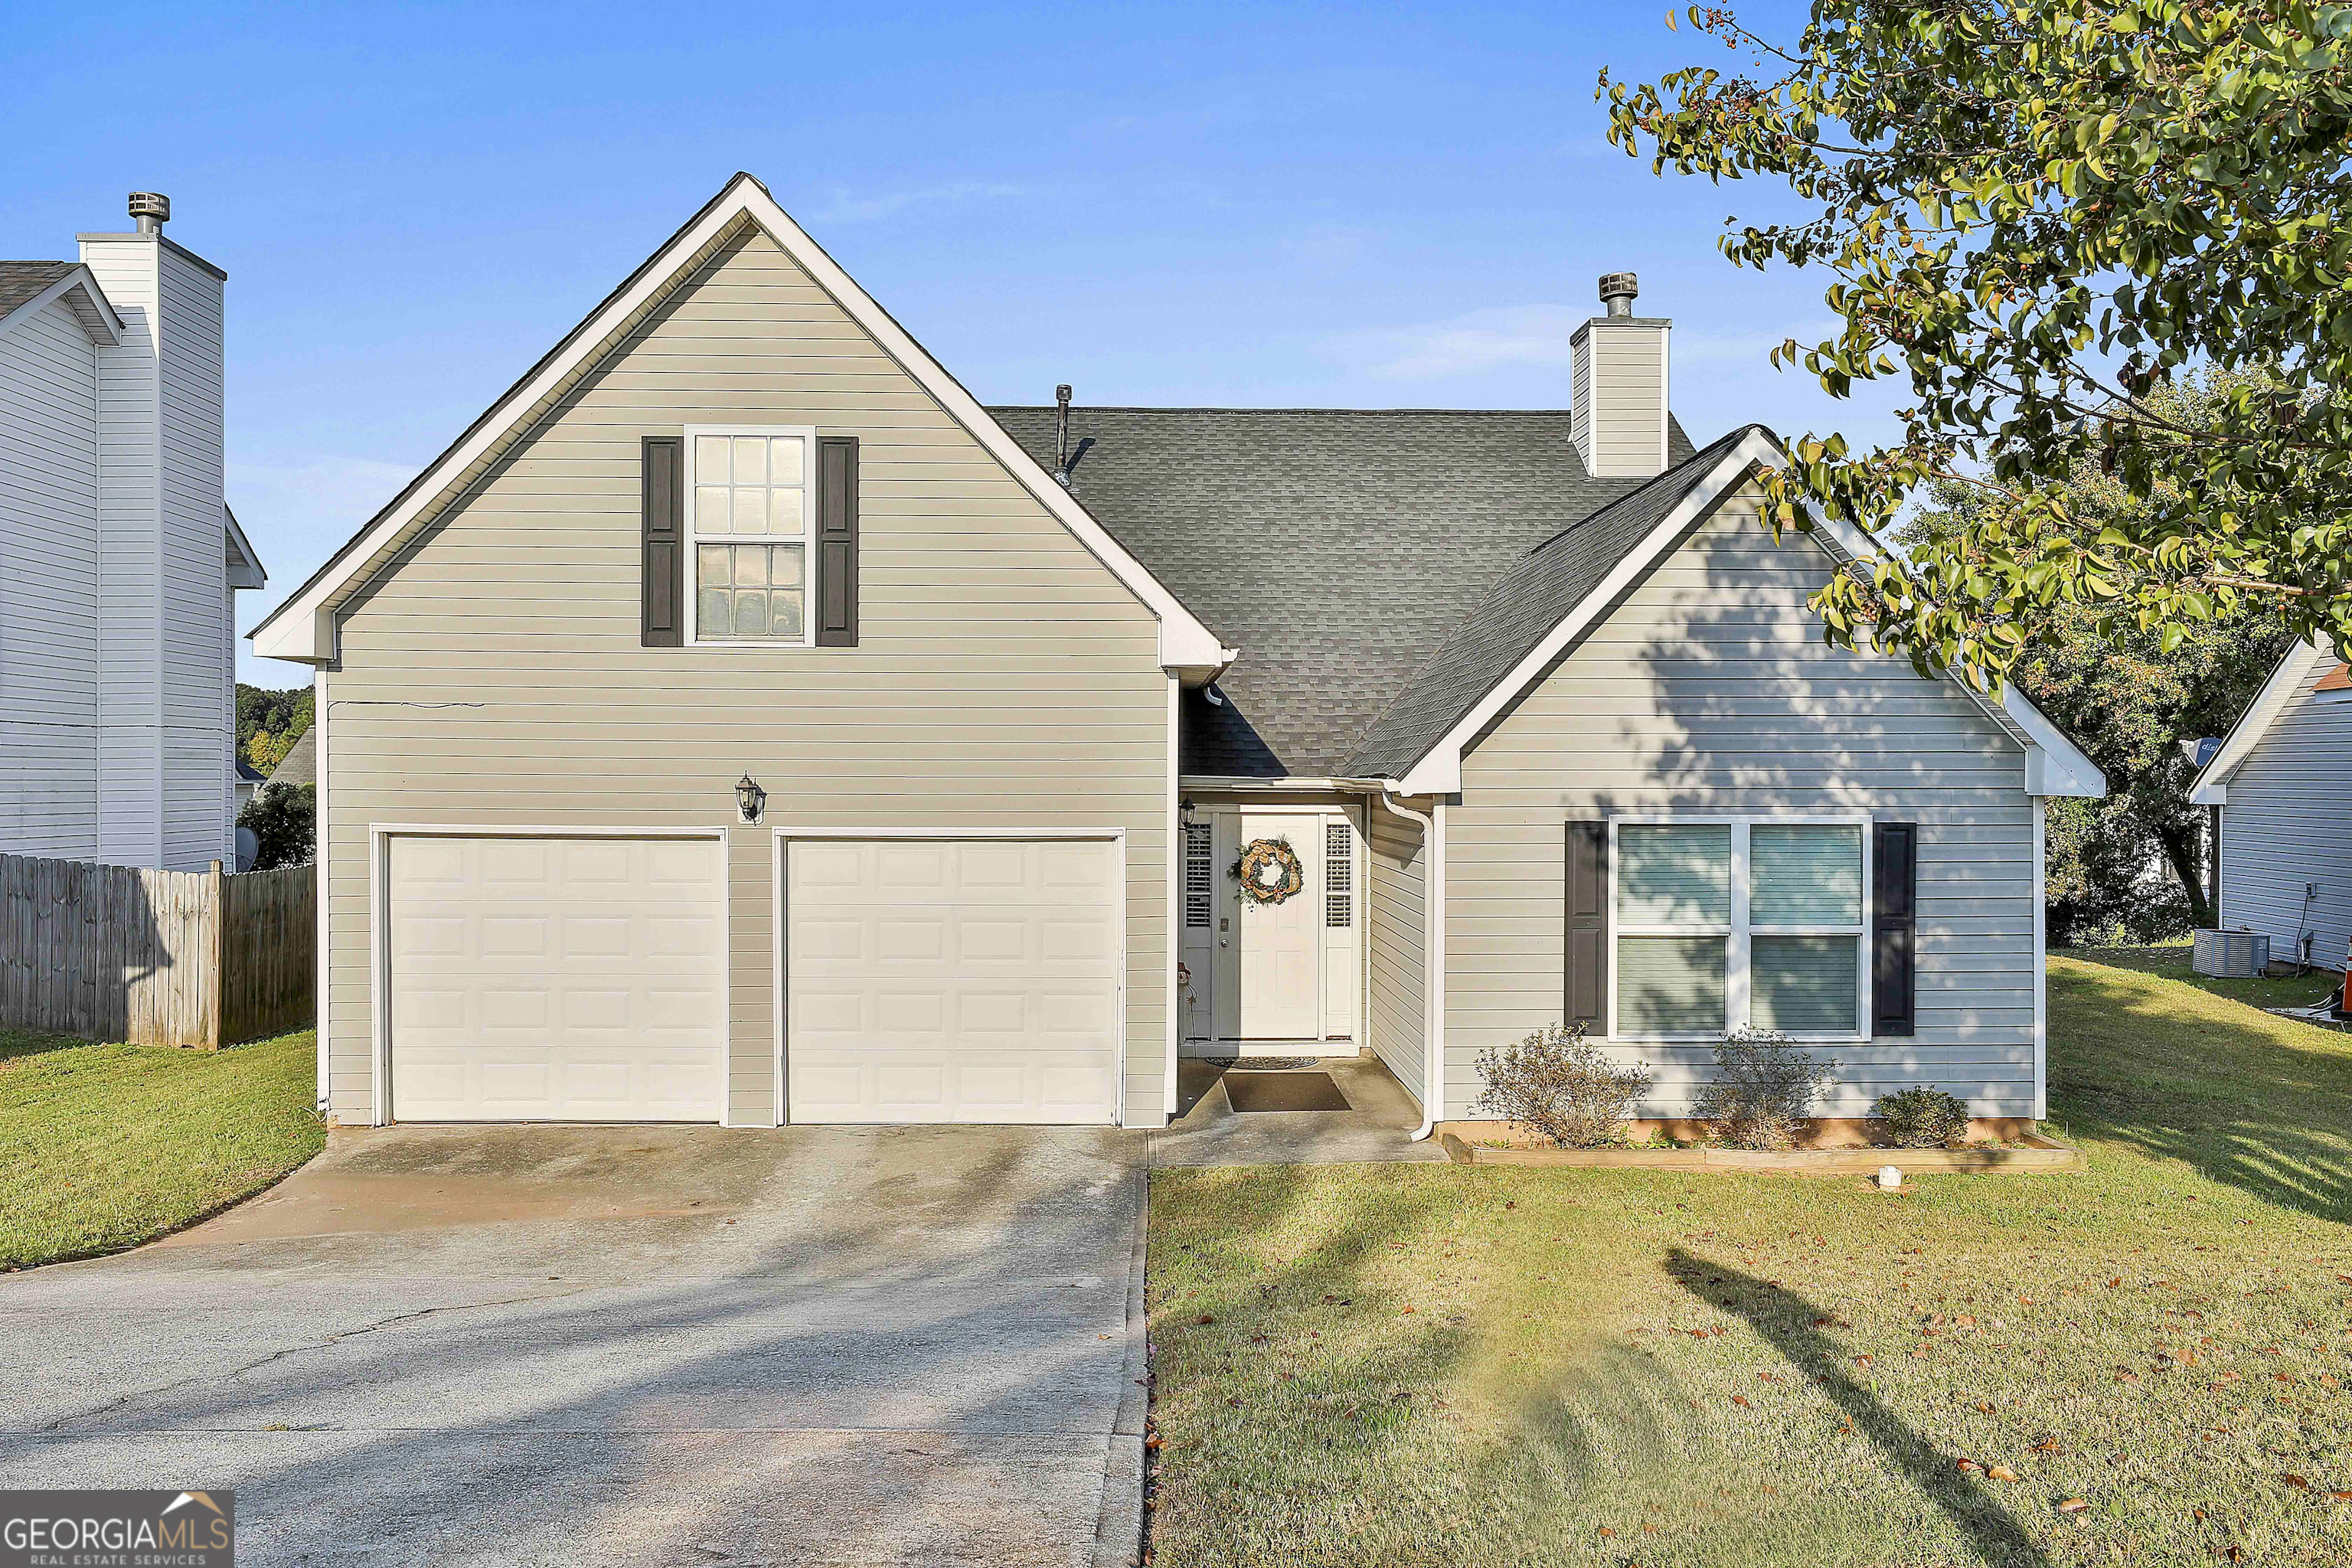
[264,726,316,789]
[989,405,1697,776]
[1350,423,2102,798]
[2190,636,2337,804]
[0,260,121,346]
[249,174,1223,669]
[1347,424,1759,782]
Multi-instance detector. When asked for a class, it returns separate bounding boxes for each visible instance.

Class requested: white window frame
[684,423,819,648]
[1606,813,1873,1044]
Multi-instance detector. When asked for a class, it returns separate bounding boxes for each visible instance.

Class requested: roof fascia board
[0,265,122,347]
[2190,637,2331,804]
[250,173,1223,668]
[1394,430,1781,795]
[1391,427,2105,799]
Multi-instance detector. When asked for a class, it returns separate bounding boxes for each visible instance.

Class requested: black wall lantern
[734,773,767,824]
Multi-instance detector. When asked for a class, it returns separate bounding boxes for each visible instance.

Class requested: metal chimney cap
[1598,271,1638,315]
[128,191,171,234]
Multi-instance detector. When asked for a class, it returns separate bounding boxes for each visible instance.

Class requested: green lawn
[0,1027,325,1270]
[1148,956,2352,1567]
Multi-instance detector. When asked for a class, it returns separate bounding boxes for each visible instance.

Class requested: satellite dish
[234,825,260,873]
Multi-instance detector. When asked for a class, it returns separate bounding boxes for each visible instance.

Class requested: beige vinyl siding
[2219,673,2352,973]
[320,227,1171,1127]
[1583,323,1666,478]
[1445,491,2040,1120]
[0,299,103,858]
[1366,800,1428,1109]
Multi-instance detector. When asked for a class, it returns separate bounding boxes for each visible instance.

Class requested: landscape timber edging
[1435,1130,2083,1175]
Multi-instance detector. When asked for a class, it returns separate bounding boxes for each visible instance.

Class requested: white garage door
[786,837,1122,1125]
[386,835,727,1122]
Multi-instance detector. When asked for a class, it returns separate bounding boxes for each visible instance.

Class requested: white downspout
[1377,789,1444,1141]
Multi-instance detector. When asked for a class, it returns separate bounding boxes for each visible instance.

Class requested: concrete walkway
[0,1125,1148,1567]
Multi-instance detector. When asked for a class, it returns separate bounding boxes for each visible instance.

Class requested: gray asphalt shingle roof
[265,727,317,789]
[1344,426,1765,779]
[0,261,75,318]
[988,407,1698,777]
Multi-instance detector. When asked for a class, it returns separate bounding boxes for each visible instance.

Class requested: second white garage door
[786,837,1122,1125]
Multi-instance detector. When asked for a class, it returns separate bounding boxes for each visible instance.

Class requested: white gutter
[1376,788,1444,1142]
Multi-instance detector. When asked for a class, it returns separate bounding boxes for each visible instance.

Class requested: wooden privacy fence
[0,854,315,1048]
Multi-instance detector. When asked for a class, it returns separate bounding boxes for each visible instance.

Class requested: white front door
[1233,811,1321,1039]
[384,834,727,1122]
[785,837,1122,1125]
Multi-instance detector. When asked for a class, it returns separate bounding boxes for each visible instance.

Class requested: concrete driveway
[0,1125,1148,1567]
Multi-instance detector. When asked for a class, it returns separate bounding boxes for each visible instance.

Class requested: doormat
[1204,1056,1322,1072]
[1224,1071,1351,1113]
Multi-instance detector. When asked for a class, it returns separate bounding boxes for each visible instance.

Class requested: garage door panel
[387,835,726,1123]
[786,838,1121,1125]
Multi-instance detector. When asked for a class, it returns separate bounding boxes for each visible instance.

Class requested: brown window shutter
[641,436,684,646]
[1872,822,1918,1037]
[816,436,859,646]
[1565,821,1608,1030]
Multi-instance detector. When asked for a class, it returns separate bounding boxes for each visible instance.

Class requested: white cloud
[1326,306,1844,382]
[805,181,1028,225]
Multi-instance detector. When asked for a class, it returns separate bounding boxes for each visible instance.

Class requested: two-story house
[2,193,265,871]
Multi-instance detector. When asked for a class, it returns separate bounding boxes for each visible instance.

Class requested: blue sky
[4,1,1903,686]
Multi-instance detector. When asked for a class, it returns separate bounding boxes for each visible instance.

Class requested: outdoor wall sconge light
[735,773,767,824]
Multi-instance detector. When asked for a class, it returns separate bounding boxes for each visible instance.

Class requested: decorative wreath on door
[1232,836,1305,906]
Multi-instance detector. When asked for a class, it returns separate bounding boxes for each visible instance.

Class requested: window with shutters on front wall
[685,425,815,645]
[1610,817,1870,1041]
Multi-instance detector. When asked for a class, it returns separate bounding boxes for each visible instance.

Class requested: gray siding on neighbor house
[2220,671,2352,974]
[1366,800,1429,1109]
[1444,492,2042,1121]
[321,227,1172,1128]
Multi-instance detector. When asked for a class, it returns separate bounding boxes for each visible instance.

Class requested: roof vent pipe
[1599,270,1638,317]
[1054,383,1073,484]
[129,191,171,234]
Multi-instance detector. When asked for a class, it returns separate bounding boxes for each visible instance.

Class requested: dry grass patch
[1147,956,2352,1566]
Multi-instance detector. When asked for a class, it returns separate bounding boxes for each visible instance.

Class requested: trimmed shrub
[1694,1027,1838,1151]
[1873,1086,1972,1148]
[1474,1022,1655,1148]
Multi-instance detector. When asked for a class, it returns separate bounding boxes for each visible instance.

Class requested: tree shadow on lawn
[2048,960,2352,1223]
[1663,1247,2051,1568]
[0,1027,93,1067]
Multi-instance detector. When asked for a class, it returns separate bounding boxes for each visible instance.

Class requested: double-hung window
[1611,818,1869,1040]
[688,426,815,645]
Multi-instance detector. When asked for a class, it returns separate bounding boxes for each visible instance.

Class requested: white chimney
[79,193,231,868]
[1570,271,1671,478]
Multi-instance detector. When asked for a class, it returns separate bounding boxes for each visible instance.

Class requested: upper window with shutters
[688,426,817,645]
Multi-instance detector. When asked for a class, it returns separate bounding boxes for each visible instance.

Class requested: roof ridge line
[1515,425,1759,559]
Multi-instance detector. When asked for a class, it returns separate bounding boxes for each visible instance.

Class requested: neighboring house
[1,194,265,871]
[235,756,266,812]
[2190,639,2352,974]
[252,174,2102,1132]
[260,724,315,793]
